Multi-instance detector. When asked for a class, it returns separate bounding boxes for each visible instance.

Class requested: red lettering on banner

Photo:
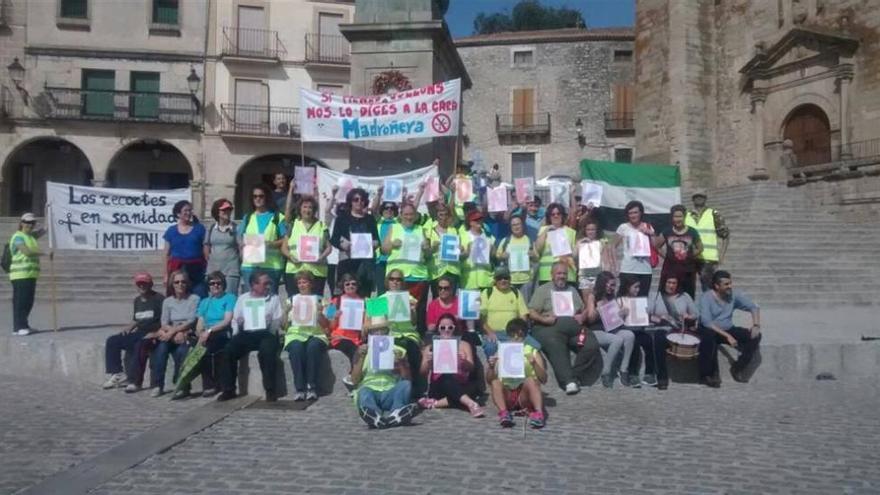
[306,107,332,119]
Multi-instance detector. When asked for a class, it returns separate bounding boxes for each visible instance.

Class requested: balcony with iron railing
[219,104,300,138]
[43,87,199,124]
[787,135,880,184]
[304,33,350,65]
[604,111,634,133]
[495,113,551,136]
[221,26,287,61]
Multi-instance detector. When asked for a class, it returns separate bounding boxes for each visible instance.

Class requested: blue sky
[446,0,635,38]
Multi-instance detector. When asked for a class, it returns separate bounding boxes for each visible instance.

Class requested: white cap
[20,213,37,222]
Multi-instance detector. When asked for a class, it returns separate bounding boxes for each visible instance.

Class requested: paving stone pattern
[84,379,880,495]
[0,374,209,495]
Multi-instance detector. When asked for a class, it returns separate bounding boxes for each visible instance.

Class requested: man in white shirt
[217,271,284,402]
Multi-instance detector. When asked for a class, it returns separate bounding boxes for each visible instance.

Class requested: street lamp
[575,117,585,147]
[7,57,29,104]
[187,67,201,114]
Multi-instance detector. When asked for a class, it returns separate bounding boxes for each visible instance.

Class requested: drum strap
[659,293,682,330]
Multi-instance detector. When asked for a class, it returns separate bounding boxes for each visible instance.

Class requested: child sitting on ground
[486,318,547,429]
[351,316,421,429]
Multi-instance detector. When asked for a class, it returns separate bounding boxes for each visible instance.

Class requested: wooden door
[237,6,266,56]
[612,84,633,127]
[783,105,831,166]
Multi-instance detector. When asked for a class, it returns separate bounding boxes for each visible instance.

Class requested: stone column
[837,65,854,159]
[749,92,769,181]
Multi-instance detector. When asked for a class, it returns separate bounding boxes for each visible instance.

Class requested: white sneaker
[150,387,164,398]
[102,373,127,389]
[14,329,31,336]
[124,384,141,393]
[342,374,354,387]
[565,382,580,395]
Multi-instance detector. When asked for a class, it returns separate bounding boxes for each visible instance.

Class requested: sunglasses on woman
[173,280,187,285]
[438,325,456,331]
[208,281,223,287]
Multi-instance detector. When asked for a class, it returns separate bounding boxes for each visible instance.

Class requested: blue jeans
[482,333,542,358]
[151,340,190,389]
[357,380,412,413]
[286,337,328,393]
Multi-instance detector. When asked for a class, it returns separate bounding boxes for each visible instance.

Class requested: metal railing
[304,33,350,64]
[43,87,198,124]
[219,104,300,137]
[838,137,880,161]
[222,26,287,60]
[605,111,634,131]
[0,0,10,25]
[495,113,551,135]
[0,85,11,118]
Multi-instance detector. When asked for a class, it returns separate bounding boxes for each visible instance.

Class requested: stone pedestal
[340,0,470,177]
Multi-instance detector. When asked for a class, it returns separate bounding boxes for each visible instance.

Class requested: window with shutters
[81,70,115,117]
[511,153,536,180]
[130,72,160,119]
[511,88,535,128]
[606,84,634,132]
[234,79,269,133]
[152,0,179,25]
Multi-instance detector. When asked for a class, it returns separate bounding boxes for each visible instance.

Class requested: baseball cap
[691,189,707,199]
[494,266,511,279]
[20,213,37,223]
[467,210,484,223]
[218,200,233,211]
[133,272,154,285]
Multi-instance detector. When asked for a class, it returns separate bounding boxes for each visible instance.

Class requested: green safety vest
[537,225,576,282]
[283,296,328,348]
[501,343,539,389]
[461,230,495,290]
[686,208,719,262]
[354,344,408,404]
[8,232,40,281]
[285,219,328,277]
[427,224,460,280]
[386,223,428,280]
[242,211,286,271]
[497,235,532,285]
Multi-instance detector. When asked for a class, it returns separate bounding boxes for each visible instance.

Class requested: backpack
[1,242,11,273]
[484,285,520,302]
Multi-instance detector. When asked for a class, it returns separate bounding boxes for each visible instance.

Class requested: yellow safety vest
[8,232,40,281]
[686,208,719,262]
[242,211,286,271]
[537,225,576,282]
[461,230,495,290]
[285,219,328,277]
[386,223,428,280]
[427,224,461,279]
[496,235,532,285]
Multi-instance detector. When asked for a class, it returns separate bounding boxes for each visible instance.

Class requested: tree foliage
[473,0,586,35]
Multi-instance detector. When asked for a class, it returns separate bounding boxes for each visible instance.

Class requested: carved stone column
[748,91,769,181]
[837,64,854,159]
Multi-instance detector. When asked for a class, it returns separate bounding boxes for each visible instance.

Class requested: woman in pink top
[418,313,484,418]
[426,275,462,334]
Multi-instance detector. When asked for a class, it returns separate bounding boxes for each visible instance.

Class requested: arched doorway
[783,104,832,166]
[234,154,326,217]
[107,140,193,190]
[1,138,93,216]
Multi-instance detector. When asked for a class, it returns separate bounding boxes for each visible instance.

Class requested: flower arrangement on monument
[372,70,413,95]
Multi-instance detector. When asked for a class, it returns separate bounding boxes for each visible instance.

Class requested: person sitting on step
[283,271,331,402]
[486,318,547,429]
[352,316,421,429]
[418,313,485,418]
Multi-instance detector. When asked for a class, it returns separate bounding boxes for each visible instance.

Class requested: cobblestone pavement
[0,374,209,495]
[78,379,880,495]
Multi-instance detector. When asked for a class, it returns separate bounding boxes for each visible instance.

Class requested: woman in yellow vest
[460,210,495,290]
[379,268,424,399]
[381,203,431,332]
[426,204,461,296]
[495,214,536,291]
[7,213,45,336]
[239,184,286,295]
[534,203,576,285]
[282,196,331,297]
[284,271,330,401]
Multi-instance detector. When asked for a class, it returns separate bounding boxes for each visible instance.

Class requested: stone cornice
[25,45,204,63]
[740,27,859,79]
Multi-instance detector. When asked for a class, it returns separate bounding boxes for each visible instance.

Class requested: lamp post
[187,67,201,114]
[7,57,29,105]
[575,117,585,147]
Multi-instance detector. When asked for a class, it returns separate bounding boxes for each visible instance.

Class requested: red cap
[218,200,233,210]
[467,210,484,223]
[133,272,153,285]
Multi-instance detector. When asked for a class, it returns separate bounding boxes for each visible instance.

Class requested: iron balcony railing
[605,111,634,131]
[219,104,300,138]
[43,87,198,124]
[838,138,880,162]
[495,113,551,135]
[222,26,287,60]
[304,33,350,64]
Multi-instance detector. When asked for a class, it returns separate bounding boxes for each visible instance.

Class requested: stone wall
[457,33,635,181]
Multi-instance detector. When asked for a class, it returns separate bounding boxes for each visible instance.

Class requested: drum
[666,332,700,360]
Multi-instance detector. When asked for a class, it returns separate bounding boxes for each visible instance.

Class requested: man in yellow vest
[686,190,730,292]
[7,213,46,336]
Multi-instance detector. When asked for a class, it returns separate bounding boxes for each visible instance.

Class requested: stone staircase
[2,181,878,307]
[0,218,165,302]
[690,181,880,308]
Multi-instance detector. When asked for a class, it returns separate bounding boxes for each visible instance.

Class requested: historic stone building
[455,27,635,182]
[635,0,880,218]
